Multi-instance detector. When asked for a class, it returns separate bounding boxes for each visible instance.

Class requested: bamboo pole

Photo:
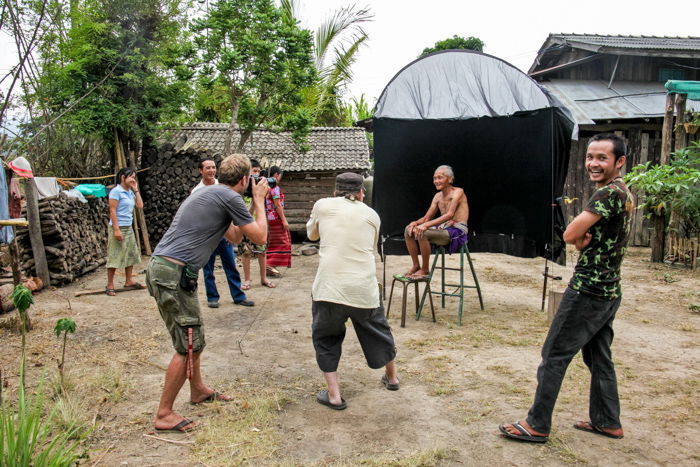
[129,150,151,255]
[127,150,142,254]
[0,218,28,226]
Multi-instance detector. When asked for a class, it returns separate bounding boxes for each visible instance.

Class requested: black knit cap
[335,172,363,193]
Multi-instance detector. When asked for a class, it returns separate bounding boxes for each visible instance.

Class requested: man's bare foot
[501,420,548,437]
[403,266,420,276]
[154,412,200,432]
[407,269,429,279]
[573,421,624,439]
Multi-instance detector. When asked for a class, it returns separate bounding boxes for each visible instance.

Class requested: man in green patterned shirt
[500,133,634,443]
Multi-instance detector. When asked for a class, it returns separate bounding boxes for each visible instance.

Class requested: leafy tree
[625,141,700,261]
[280,1,372,126]
[191,0,316,152]
[0,0,50,153]
[25,0,192,171]
[340,94,373,149]
[420,35,484,58]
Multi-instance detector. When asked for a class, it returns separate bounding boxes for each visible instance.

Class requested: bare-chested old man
[403,165,469,279]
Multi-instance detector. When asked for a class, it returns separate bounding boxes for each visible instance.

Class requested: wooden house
[529,34,700,245]
[160,123,371,233]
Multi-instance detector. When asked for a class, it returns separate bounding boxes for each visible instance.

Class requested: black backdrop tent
[372,50,576,261]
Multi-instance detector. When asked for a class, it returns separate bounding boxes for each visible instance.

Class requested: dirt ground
[0,245,698,466]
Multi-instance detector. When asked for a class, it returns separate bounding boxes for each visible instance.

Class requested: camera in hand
[245,174,277,197]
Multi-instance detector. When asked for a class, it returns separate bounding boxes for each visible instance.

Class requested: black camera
[245,174,277,197]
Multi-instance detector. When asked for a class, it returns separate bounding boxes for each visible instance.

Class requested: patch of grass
[498,383,529,397]
[689,303,700,313]
[50,371,76,398]
[0,315,20,331]
[190,388,289,465]
[424,355,451,369]
[404,332,468,351]
[678,322,696,332]
[50,393,91,438]
[658,272,679,283]
[88,367,129,403]
[320,446,456,466]
[486,364,516,376]
[620,365,637,381]
[456,399,495,424]
[544,434,588,464]
[648,377,699,423]
[430,381,458,396]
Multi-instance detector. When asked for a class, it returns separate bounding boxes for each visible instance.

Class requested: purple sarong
[445,225,468,254]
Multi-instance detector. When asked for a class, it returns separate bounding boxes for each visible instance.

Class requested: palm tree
[281,1,373,126]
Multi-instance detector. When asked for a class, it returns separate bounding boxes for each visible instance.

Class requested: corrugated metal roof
[550,34,700,51]
[542,79,700,124]
[167,124,371,172]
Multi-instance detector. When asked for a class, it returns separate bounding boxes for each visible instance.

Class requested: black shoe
[207,301,219,308]
[234,299,255,307]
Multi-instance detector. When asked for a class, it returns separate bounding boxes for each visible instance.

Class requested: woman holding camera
[264,166,291,283]
[105,167,144,296]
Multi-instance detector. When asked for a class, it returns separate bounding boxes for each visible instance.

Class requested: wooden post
[674,94,687,152]
[547,290,564,325]
[24,179,50,286]
[651,93,676,262]
[660,93,675,165]
[8,230,21,285]
[129,150,151,255]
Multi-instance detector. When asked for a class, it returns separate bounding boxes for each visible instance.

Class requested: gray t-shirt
[153,184,253,270]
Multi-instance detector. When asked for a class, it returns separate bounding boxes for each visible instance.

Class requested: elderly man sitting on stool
[403,165,469,279]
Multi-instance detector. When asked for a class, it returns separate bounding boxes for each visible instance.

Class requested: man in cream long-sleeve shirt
[306,172,399,411]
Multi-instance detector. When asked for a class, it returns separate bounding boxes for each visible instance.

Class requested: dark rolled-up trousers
[312,300,396,373]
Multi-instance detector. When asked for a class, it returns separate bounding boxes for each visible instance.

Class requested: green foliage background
[625,141,700,237]
[420,35,484,57]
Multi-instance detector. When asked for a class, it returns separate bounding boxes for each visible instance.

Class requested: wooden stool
[387,274,435,327]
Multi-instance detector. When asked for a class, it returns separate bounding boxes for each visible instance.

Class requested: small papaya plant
[54,318,77,391]
[11,285,33,391]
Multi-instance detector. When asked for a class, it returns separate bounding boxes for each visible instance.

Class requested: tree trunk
[651,212,666,263]
[224,91,241,156]
[237,129,252,151]
[660,94,675,165]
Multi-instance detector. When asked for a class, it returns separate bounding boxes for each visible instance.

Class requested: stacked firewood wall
[16,193,109,285]
[141,143,216,245]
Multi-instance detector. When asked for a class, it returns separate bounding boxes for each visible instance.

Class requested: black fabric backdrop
[374,107,572,261]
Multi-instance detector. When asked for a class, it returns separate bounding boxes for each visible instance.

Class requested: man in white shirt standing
[306,172,399,410]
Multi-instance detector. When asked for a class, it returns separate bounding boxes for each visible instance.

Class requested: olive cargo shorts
[146,256,205,355]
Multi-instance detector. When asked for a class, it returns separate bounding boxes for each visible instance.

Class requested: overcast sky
[1,0,698,119]
[294,0,699,105]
